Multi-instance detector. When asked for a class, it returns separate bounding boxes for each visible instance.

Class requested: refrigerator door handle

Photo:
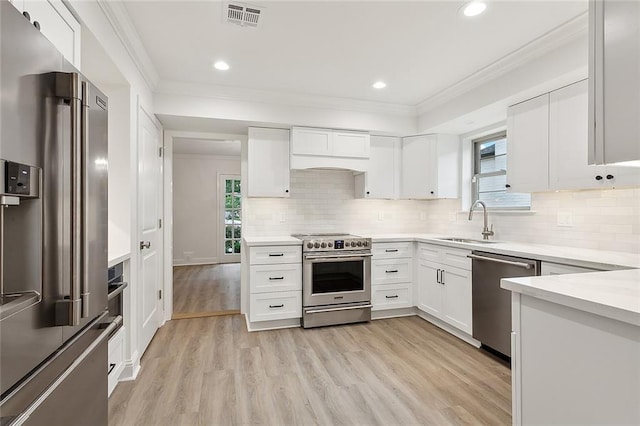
[69,86,83,326]
[80,80,90,319]
[10,316,121,425]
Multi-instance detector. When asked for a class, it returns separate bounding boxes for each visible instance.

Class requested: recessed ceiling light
[372,81,387,89]
[461,1,487,17]
[213,61,230,71]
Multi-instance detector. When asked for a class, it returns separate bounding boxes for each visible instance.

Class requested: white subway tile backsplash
[244,170,639,254]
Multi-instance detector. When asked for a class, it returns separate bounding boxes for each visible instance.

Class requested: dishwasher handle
[467,254,533,270]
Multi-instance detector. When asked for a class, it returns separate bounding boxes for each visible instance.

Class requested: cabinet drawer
[372,284,413,311]
[250,291,302,322]
[107,327,125,397]
[372,242,413,259]
[417,243,441,262]
[440,247,471,270]
[372,258,413,285]
[250,264,302,293]
[249,246,301,265]
[418,243,471,270]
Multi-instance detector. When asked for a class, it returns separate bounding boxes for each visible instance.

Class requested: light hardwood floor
[173,264,241,316]
[108,315,511,425]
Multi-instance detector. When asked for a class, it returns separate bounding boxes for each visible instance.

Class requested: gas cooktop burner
[292,233,371,252]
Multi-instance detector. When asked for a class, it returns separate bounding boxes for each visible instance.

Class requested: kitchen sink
[435,237,499,244]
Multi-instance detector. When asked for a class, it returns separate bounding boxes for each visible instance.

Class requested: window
[472,132,530,209]
[223,177,241,254]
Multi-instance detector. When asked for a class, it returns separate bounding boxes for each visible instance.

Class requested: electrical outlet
[557,211,573,227]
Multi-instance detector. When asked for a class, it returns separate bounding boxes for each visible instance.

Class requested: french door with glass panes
[220,175,241,263]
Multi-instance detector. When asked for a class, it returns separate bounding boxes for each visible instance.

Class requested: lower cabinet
[417,245,472,335]
[107,327,125,397]
[372,284,413,311]
[371,242,414,312]
[248,244,302,324]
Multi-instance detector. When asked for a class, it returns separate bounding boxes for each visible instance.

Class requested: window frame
[471,131,530,210]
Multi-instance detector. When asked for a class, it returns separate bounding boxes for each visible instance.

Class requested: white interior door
[219,174,241,264]
[138,108,163,355]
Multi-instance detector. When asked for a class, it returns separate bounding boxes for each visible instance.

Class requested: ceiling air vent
[225,2,264,28]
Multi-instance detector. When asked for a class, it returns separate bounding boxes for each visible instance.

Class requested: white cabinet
[19,0,81,68]
[371,242,414,312]
[513,80,640,192]
[248,244,302,324]
[247,127,290,197]
[354,136,399,199]
[400,134,460,199]
[540,261,602,276]
[416,244,472,334]
[589,0,640,165]
[290,127,370,171]
[506,93,550,193]
[108,327,126,397]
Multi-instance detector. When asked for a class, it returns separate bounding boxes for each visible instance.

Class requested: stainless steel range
[292,233,372,328]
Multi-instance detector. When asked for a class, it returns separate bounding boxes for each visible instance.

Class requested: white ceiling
[173,137,242,156]
[123,0,587,106]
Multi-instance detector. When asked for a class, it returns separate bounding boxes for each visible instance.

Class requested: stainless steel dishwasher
[469,251,540,358]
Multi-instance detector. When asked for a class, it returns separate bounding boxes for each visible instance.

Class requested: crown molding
[155,79,417,118]
[96,0,160,89]
[416,12,588,115]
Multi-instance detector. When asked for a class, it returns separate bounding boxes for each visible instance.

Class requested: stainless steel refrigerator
[0,2,119,424]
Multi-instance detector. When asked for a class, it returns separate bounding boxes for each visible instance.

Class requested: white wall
[245,170,639,254]
[173,154,241,265]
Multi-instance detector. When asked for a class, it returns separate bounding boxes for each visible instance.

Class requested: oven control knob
[307,242,313,249]
[357,241,363,247]
[321,242,327,248]
[363,241,369,247]
[314,242,320,248]
[350,241,356,247]
[328,242,333,247]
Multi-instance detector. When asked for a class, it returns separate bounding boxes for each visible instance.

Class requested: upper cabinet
[290,127,370,171]
[589,0,640,165]
[355,136,400,199]
[247,127,290,198]
[509,80,640,192]
[400,134,460,199]
[15,0,81,68]
[506,93,550,193]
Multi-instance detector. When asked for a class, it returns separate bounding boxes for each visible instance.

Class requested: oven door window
[312,260,364,294]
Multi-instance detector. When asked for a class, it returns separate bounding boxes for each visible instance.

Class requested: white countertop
[502,269,640,326]
[243,236,303,247]
[367,233,640,270]
[108,251,131,268]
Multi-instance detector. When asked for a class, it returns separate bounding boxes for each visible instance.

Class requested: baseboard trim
[119,350,141,382]
[245,315,301,332]
[415,311,481,348]
[372,307,417,320]
[172,310,240,320]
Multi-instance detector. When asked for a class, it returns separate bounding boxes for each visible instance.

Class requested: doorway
[170,137,241,319]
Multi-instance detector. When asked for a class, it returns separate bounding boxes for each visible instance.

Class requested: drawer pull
[385,249,399,253]
[269,304,284,309]
[268,253,284,257]
[385,269,399,273]
[385,295,399,299]
[269,277,285,280]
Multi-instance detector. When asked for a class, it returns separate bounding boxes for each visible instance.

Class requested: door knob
[139,241,151,250]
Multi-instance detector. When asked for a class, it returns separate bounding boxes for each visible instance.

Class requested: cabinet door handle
[606,174,614,180]
[595,175,603,181]
[385,249,399,253]
[268,253,284,257]
[440,270,445,285]
[505,184,511,188]
[285,189,289,193]
[269,277,284,280]
[385,269,398,273]
[268,304,284,309]
[385,295,399,299]
[436,269,441,284]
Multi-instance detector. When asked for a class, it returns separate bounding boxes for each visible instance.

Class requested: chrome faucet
[468,200,494,240]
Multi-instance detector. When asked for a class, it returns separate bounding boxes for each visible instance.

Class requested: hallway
[173,263,241,318]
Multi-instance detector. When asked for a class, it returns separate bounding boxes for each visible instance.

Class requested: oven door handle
[304,253,372,261]
[305,304,373,314]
